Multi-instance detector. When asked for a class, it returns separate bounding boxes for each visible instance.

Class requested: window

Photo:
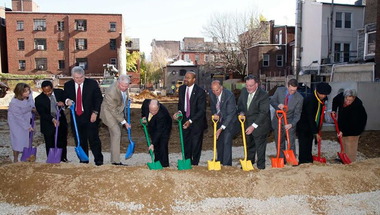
[109,22,116,31]
[0,18,4,26]
[263,54,270,67]
[365,31,376,56]
[75,39,87,50]
[195,55,199,62]
[57,21,64,31]
[126,41,132,48]
[336,12,351,29]
[76,58,88,70]
[110,39,116,50]
[184,54,190,62]
[276,55,283,67]
[75,20,87,31]
[205,55,209,62]
[334,43,351,63]
[58,60,65,69]
[179,69,187,76]
[34,39,47,50]
[110,58,117,67]
[279,30,283,44]
[18,39,25,50]
[58,41,65,50]
[210,55,215,62]
[17,21,24,31]
[35,58,47,70]
[19,60,26,70]
[34,19,46,31]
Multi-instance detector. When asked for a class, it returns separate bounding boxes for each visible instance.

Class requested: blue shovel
[69,102,89,162]
[125,99,135,159]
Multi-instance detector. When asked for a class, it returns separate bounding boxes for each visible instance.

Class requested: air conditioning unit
[77,26,85,31]
[37,45,44,50]
[110,27,116,32]
[37,26,44,31]
[38,65,44,70]
[78,45,85,50]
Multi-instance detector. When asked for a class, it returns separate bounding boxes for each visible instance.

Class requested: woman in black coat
[332,89,367,162]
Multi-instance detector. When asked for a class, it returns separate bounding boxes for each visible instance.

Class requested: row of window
[183,54,221,63]
[335,12,351,29]
[17,38,117,51]
[16,19,117,32]
[262,54,283,67]
[18,58,117,70]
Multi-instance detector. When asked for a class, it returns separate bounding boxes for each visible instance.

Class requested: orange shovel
[238,115,254,171]
[282,106,299,166]
[271,110,284,168]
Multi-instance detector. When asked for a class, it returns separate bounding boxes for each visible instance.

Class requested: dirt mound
[133,89,158,100]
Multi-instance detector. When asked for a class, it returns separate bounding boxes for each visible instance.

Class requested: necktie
[50,94,57,117]
[186,87,190,118]
[285,93,290,106]
[148,113,153,122]
[216,98,221,114]
[76,85,83,116]
[123,92,127,118]
[247,93,253,108]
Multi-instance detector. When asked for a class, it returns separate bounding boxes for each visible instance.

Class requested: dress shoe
[112,162,127,166]
[95,162,103,166]
[61,158,68,163]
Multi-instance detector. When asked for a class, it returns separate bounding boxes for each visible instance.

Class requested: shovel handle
[175,112,183,122]
[69,102,81,148]
[140,118,155,160]
[276,110,284,119]
[238,114,245,123]
[331,112,345,152]
[211,115,219,124]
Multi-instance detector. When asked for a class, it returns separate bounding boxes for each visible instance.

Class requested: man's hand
[67,99,73,107]
[57,101,65,107]
[148,144,154,152]
[216,128,222,140]
[284,124,292,130]
[124,122,131,129]
[183,120,190,129]
[239,113,245,121]
[52,118,59,127]
[338,131,343,138]
[245,125,255,135]
[90,113,97,123]
[141,117,147,124]
[316,134,322,142]
[173,111,181,120]
[278,104,285,110]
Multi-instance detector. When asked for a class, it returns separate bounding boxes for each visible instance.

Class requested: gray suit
[270,87,303,160]
[209,89,237,165]
[238,87,271,169]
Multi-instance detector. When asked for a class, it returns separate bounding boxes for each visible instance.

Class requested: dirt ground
[1,95,380,214]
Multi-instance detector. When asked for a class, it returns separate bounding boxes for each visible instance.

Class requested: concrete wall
[331,63,375,82]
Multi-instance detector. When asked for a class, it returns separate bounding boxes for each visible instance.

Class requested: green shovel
[140,118,163,170]
[175,113,192,170]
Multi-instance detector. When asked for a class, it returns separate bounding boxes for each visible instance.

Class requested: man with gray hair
[100,74,131,165]
[65,66,104,165]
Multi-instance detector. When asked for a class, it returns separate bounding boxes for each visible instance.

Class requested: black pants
[298,131,314,164]
[216,129,233,166]
[246,134,268,169]
[72,115,103,165]
[183,126,205,165]
[153,131,170,167]
[44,124,67,161]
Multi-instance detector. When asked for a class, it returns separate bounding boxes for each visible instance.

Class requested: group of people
[8,67,367,168]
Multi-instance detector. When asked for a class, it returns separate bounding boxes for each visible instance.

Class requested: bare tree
[203,11,269,76]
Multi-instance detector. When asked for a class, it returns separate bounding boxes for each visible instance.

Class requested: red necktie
[285,93,290,106]
[76,85,83,116]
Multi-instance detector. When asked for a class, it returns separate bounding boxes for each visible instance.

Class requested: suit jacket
[238,87,271,136]
[178,84,207,131]
[35,89,68,136]
[100,82,127,128]
[141,99,172,145]
[209,88,237,133]
[270,87,303,129]
[297,92,327,135]
[64,78,102,123]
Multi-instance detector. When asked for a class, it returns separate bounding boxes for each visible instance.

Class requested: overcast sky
[1,0,357,58]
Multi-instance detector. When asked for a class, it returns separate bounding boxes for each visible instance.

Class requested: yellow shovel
[208,115,221,171]
[238,115,254,171]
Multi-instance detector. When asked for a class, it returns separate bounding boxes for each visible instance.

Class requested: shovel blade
[147,161,163,170]
[125,142,135,159]
[21,147,37,162]
[239,159,254,171]
[312,155,327,163]
[178,159,192,170]
[46,148,62,164]
[271,157,284,168]
[207,160,221,171]
[75,146,89,162]
[283,150,299,166]
[337,152,351,165]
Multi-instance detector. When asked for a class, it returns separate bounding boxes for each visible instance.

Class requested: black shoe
[95,162,103,166]
[112,162,127,166]
[61,159,68,163]
[80,161,89,164]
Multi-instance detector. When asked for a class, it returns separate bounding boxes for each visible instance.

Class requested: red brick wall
[6,12,122,75]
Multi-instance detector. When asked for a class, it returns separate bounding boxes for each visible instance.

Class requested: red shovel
[312,105,326,163]
[330,112,351,164]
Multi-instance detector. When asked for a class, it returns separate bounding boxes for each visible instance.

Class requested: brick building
[0,7,9,74]
[6,0,125,76]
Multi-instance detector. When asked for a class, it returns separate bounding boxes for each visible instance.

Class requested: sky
[1,0,357,59]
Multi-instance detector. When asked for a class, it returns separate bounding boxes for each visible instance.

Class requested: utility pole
[294,0,302,81]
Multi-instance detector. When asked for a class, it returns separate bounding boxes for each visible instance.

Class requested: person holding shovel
[332,88,367,162]
[35,80,68,162]
[270,79,303,164]
[141,99,172,167]
[209,80,237,166]
[100,75,131,166]
[297,82,331,164]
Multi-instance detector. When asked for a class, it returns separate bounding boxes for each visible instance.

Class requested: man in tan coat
[100,75,130,165]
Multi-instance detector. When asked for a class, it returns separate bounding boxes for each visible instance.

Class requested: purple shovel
[46,105,63,164]
[21,112,37,162]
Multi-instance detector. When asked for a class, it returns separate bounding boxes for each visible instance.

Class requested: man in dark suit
[35,80,68,162]
[141,99,172,167]
[64,66,103,166]
[173,72,207,165]
[270,79,303,162]
[209,80,237,166]
[238,75,270,170]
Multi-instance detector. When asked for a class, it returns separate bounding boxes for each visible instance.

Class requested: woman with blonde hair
[7,83,35,162]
